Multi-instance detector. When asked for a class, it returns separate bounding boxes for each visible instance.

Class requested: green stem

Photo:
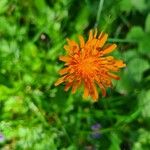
[54,114,72,144]
[27,99,49,127]
[108,38,137,43]
[95,0,104,27]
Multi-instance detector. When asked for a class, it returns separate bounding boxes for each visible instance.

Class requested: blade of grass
[95,0,104,27]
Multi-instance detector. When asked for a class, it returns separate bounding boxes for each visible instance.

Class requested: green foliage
[120,0,132,13]
[145,13,150,33]
[138,90,150,118]
[0,0,150,149]
[131,0,147,12]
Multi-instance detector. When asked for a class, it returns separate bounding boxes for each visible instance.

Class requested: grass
[0,0,150,149]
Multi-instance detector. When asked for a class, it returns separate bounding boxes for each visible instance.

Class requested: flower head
[55,29,126,101]
[91,123,101,131]
[91,123,102,139]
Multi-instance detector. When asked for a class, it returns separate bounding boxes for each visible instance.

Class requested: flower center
[77,57,97,76]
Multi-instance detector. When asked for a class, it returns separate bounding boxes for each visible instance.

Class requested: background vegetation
[0,0,150,149]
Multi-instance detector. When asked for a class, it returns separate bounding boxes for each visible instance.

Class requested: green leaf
[109,133,121,150]
[0,0,8,14]
[0,85,13,100]
[145,13,150,33]
[138,34,150,54]
[120,0,133,12]
[34,0,47,13]
[126,26,144,40]
[115,69,134,94]
[131,0,147,12]
[123,49,138,61]
[132,129,150,150]
[75,6,90,32]
[127,58,149,82]
[138,90,150,118]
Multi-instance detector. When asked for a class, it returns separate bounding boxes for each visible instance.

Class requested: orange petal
[59,56,71,62]
[88,30,93,41]
[105,65,119,72]
[115,60,126,68]
[67,38,79,54]
[67,38,78,47]
[79,35,85,48]
[107,72,120,80]
[64,82,73,91]
[100,56,114,61]
[103,44,117,55]
[91,39,98,47]
[99,83,106,97]
[71,79,81,94]
[64,45,70,52]
[94,28,98,38]
[59,68,69,75]
[106,56,114,61]
[103,79,112,87]
[98,32,103,38]
[55,76,66,86]
[83,84,89,99]
[95,76,106,97]
[90,82,98,101]
[97,33,108,48]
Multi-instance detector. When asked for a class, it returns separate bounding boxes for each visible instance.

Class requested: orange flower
[55,29,126,101]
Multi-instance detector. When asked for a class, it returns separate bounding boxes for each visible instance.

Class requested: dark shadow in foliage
[120,139,131,150]
[45,0,55,7]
